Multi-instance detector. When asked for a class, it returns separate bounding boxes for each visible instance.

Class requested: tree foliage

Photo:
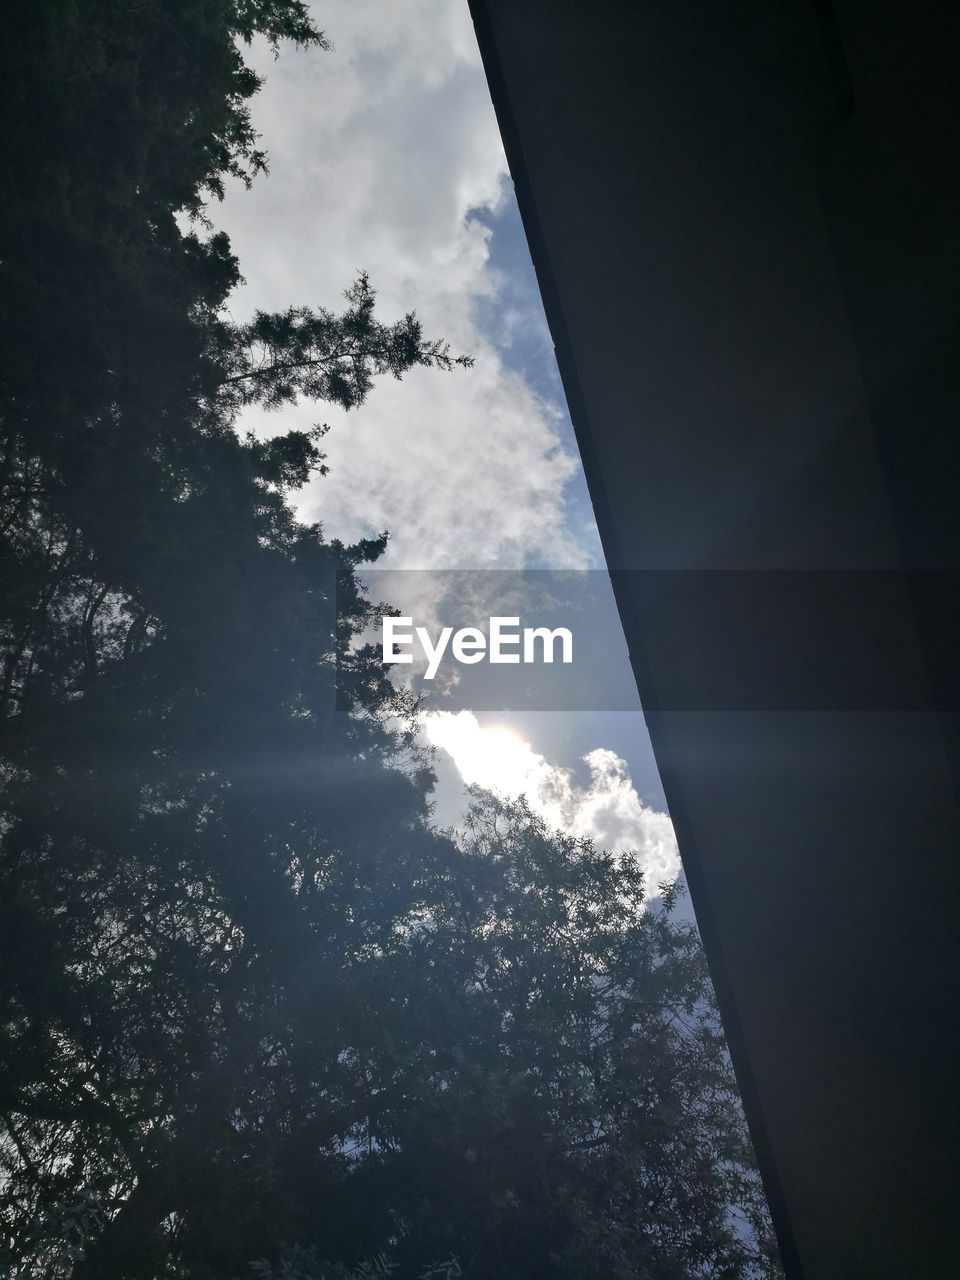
[0,3,781,1278]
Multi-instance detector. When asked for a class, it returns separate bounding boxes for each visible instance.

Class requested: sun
[423,712,539,798]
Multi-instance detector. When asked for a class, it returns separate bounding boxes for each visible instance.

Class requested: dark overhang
[469,2,960,1276]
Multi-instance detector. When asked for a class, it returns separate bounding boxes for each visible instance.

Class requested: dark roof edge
[466,4,806,1276]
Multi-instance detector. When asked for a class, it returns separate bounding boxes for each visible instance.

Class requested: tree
[4,780,780,1279]
[0,3,781,1277]
[0,3,463,1273]
[233,792,782,1280]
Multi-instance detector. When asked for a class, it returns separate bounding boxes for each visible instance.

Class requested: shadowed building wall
[468,2,960,1276]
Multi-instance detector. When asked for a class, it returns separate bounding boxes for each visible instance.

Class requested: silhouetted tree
[0,3,781,1278]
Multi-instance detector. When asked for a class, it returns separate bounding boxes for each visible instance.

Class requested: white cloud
[214,0,593,570]
[210,4,673,897]
[422,711,681,897]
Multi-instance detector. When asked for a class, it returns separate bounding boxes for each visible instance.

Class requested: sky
[214,0,683,901]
